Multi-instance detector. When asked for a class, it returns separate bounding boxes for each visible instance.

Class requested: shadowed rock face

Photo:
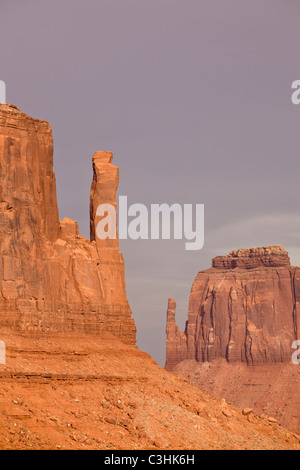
[166,245,300,369]
[0,104,136,343]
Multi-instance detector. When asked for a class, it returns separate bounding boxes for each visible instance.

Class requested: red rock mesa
[166,246,300,433]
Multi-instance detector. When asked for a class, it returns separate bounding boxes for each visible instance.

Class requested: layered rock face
[0,105,299,449]
[0,104,136,343]
[166,245,299,369]
[212,245,291,269]
[165,246,300,433]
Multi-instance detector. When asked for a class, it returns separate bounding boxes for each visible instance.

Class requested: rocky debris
[0,333,298,450]
[165,247,300,433]
[267,417,278,424]
[222,410,232,418]
[173,358,300,434]
[0,104,135,344]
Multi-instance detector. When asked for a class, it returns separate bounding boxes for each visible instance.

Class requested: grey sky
[1,0,300,365]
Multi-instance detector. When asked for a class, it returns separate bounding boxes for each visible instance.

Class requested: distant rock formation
[0,104,136,343]
[166,245,299,369]
[165,245,300,433]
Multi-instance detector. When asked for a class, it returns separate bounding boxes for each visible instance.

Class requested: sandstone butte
[166,245,300,436]
[0,104,299,450]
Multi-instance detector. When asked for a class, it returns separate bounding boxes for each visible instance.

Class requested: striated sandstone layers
[165,245,300,433]
[212,245,291,269]
[0,104,135,343]
[166,245,299,369]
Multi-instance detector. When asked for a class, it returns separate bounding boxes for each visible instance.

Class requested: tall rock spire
[0,104,136,344]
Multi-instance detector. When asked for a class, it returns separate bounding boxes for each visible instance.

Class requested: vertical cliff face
[165,246,300,434]
[89,150,135,340]
[0,104,59,242]
[166,246,300,369]
[0,104,136,344]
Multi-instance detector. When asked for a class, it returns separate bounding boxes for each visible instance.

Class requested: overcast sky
[1,0,300,365]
